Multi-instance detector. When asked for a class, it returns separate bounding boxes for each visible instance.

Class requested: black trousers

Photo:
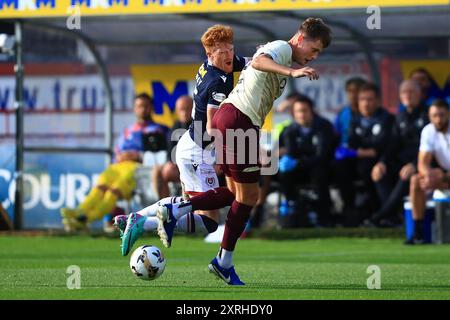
[333,157,379,222]
[278,165,331,225]
[373,164,409,222]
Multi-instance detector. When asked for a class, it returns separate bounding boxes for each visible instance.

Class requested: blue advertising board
[0,143,107,229]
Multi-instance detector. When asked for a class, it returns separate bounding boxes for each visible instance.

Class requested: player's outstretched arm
[251,54,319,80]
[251,54,291,76]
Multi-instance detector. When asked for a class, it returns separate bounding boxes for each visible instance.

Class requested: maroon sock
[189,187,235,211]
[221,200,253,251]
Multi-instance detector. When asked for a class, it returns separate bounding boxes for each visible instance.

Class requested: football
[129,245,166,281]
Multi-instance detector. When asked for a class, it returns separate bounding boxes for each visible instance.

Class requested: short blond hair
[201,25,233,53]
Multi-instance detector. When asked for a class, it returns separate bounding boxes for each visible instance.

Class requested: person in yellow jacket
[60,93,169,231]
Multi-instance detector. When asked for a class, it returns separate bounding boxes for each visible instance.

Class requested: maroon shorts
[211,103,260,184]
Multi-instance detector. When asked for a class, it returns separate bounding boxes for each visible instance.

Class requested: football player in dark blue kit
[120,25,250,255]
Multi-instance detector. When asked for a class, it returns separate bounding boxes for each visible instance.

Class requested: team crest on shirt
[205,177,216,187]
[355,127,363,135]
[372,124,381,135]
[417,118,424,128]
[312,135,319,146]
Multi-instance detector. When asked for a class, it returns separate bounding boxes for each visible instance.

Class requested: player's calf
[176,212,218,234]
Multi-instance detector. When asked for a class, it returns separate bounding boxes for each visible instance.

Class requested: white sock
[173,201,193,219]
[216,248,233,269]
[176,212,208,234]
[143,217,159,231]
[137,196,182,217]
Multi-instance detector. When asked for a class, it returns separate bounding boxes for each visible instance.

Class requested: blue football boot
[156,204,177,248]
[208,257,245,286]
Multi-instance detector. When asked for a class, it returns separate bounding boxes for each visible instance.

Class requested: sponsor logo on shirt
[280,78,287,90]
[372,124,381,135]
[212,92,227,102]
[200,168,215,175]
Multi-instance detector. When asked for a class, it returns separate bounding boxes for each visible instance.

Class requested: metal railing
[11,20,114,230]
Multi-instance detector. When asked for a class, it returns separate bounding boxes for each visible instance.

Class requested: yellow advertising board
[131,63,272,130]
[400,60,450,89]
[131,64,198,128]
[0,0,448,19]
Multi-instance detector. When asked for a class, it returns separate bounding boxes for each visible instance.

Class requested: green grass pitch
[1,234,450,300]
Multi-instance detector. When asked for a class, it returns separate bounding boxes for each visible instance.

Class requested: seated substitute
[273,92,303,139]
[334,82,394,225]
[409,68,443,108]
[277,95,337,227]
[407,99,450,244]
[397,68,443,112]
[60,93,169,231]
[334,77,366,148]
[370,80,429,226]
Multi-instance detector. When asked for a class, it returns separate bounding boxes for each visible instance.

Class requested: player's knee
[410,174,420,191]
[161,163,177,182]
[236,190,258,207]
[110,187,124,199]
[95,184,108,193]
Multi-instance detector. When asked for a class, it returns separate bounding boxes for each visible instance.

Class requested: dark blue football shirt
[189,55,248,149]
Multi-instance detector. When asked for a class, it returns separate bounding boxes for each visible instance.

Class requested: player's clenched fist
[290,67,319,80]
